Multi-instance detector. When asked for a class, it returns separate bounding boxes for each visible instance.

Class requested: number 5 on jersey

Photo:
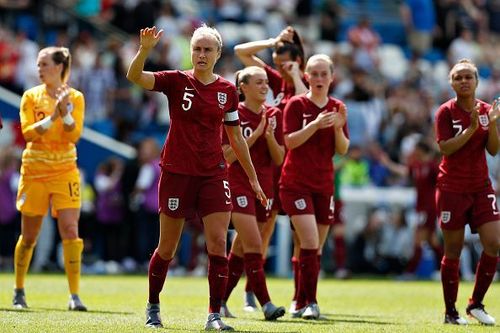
[182,87,195,111]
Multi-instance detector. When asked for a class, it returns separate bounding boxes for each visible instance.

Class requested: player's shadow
[323,312,395,325]
[0,306,133,315]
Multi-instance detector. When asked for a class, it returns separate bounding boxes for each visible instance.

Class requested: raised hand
[332,104,347,129]
[276,26,295,44]
[282,61,300,77]
[140,27,163,50]
[489,98,500,123]
[264,116,275,140]
[55,84,71,116]
[469,103,480,131]
[313,110,335,129]
[253,112,267,137]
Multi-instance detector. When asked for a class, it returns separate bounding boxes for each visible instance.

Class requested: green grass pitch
[0,273,498,332]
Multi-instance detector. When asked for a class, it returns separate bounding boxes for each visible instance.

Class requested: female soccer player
[127,26,266,330]
[13,46,87,311]
[280,54,349,319]
[435,59,500,326]
[220,66,285,320]
[380,139,443,279]
[234,25,307,312]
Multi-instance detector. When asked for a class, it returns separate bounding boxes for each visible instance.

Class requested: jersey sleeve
[283,97,303,135]
[435,105,453,143]
[19,91,42,142]
[152,70,176,93]
[223,86,240,126]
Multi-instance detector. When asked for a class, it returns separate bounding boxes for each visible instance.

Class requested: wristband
[38,117,53,130]
[62,112,75,125]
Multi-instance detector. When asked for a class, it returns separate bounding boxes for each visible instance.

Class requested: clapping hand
[332,104,347,129]
[55,84,71,117]
[489,98,500,123]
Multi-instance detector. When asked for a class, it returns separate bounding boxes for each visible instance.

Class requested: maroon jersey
[409,159,438,211]
[435,99,492,193]
[223,104,283,194]
[153,70,239,176]
[264,64,305,111]
[280,95,349,194]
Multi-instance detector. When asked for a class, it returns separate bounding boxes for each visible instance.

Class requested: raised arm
[486,99,500,155]
[234,26,295,68]
[438,105,479,156]
[126,27,163,90]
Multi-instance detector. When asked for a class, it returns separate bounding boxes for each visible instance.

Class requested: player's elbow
[126,71,138,84]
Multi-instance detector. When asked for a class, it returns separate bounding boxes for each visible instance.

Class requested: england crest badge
[168,198,179,211]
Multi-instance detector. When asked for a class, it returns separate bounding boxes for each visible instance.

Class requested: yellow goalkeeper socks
[14,236,35,289]
[63,238,84,295]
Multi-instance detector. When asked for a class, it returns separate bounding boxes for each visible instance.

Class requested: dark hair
[415,139,432,154]
[275,29,305,71]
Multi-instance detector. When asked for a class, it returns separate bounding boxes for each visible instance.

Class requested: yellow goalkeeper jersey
[19,84,85,181]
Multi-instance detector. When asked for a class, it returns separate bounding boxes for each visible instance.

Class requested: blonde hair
[305,54,334,74]
[235,66,267,101]
[39,46,72,83]
[191,23,223,51]
[449,58,478,83]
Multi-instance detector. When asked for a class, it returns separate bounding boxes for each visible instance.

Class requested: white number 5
[182,90,194,111]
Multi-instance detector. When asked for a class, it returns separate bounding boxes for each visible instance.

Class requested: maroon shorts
[415,207,437,231]
[231,187,272,223]
[271,166,286,214]
[332,199,343,226]
[158,171,232,218]
[436,187,500,232]
[280,188,334,225]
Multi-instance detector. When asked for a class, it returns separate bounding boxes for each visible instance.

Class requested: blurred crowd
[1,0,500,276]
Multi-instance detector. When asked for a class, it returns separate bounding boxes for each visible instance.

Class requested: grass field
[0,273,498,332]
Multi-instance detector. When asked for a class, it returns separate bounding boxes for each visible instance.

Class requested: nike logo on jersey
[303,114,313,118]
[185,87,195,91]
[241,121,250,125]
[452,119,461,123]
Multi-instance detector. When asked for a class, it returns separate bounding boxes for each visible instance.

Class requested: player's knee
[61,225,79,239]
[482,237,500,255]
[156,247,175,260]
[206,235,226,255]
[21,234,37,246]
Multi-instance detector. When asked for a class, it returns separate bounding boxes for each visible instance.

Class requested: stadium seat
[378,44,408,82]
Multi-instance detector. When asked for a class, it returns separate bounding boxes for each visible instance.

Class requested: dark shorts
[280,188,334,225]
[158,171,232,218]
[436,187,500,232]
[415,207,437,231]
[332,199,343,226]
[231,187,273,223]
[271,167,286,214]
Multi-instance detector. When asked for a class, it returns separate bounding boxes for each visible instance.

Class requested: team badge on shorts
[441,211,451,224]
[168,198,179,211]
[236,196,248,208]
[294,198,307,210]
[479,114,489,129]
